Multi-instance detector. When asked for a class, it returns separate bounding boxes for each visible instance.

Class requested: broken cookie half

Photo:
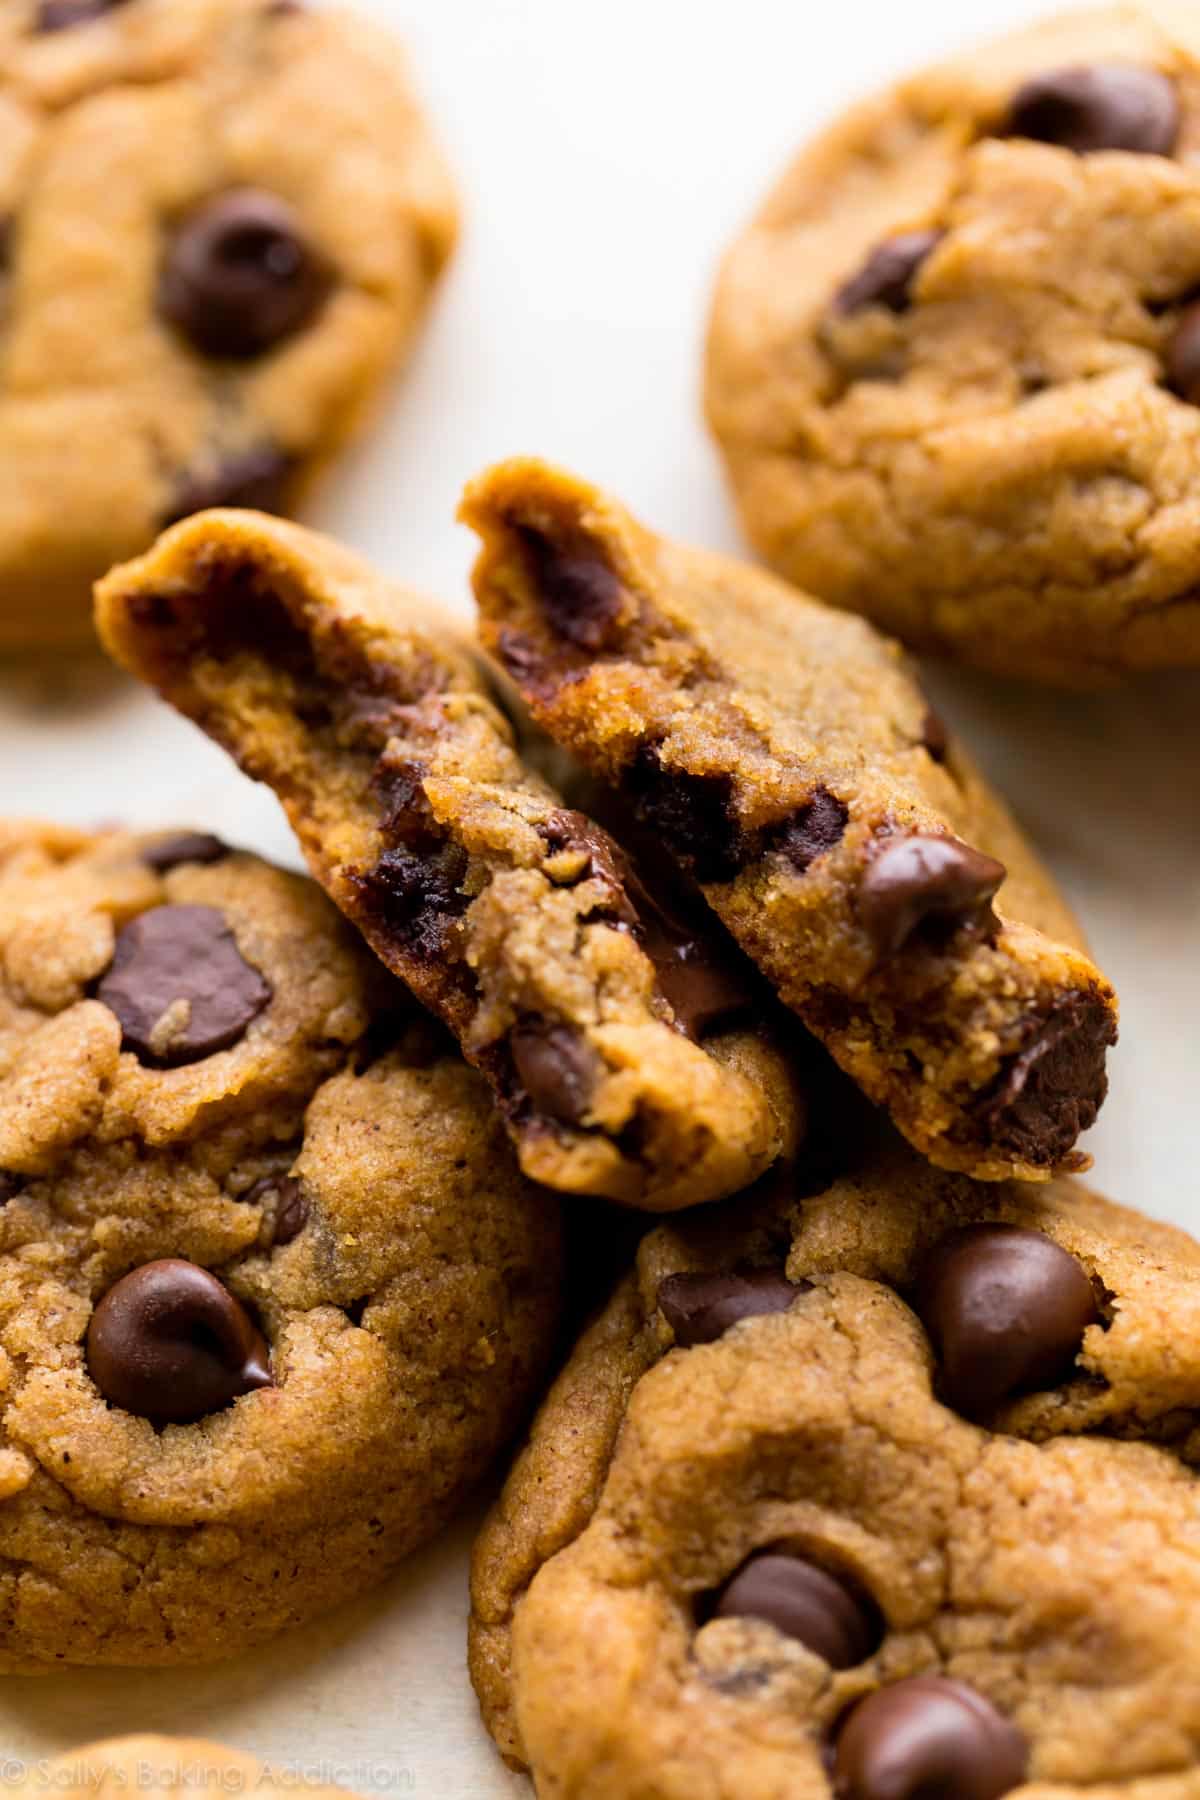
[462,458,1118,1184]
[95,510,805,1211]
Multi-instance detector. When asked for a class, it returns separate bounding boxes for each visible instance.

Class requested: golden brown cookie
[706,3,1200,683]
[11,1738,353,1800]
[0,0,457,654]
[470,1124,1200,1795]
[95,509,807,1212]
[463,458,1118,1185]
[0,821,562,1670]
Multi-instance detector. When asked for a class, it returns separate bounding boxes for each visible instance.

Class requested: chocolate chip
[350,846,469,962]
[772,787,849,873]
[858,834,1006,958]
[917,1224,1099,1417]
[159,189,333,359]
[1003,65,1179,157]
[979,991,1115,1169]
[36,0,129,30]
[627,745,749,884]
[1164,300,1200,404]
[920,707,950,764]
[163,445,294,527]
[713,1552,880,1668]
[518,527,624,652]
[657,1269,808,1348]
[140,832,231,873]
[510,1021,600,1127]
[96,904,272,1066]
[247,1175,308,1247]
[834,232,943,317]
[87,1259,272,1425]
[834,1676,1028,1800]
[0,1173,25,1207]
[371,758,441,847]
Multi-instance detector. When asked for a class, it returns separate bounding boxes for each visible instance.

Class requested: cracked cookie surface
[0,820,562,1670]
[464,458,1118,1185]
[470,1123,1200,1796]
[96,509,806,1212]
[707,3,1200,684]
[0,0,457,654]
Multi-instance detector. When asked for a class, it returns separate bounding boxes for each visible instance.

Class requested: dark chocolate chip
[834,1675,1028,1800]
[917,1224,1099,1418]
[979,991,1115,1169]
[1003,65,1179,157]
[1164,300,1200,404]
[350,846,469,962]
[858,834,1006,958]
[510,1021,600,1126]
[247,1175,308,1247]
[371,757,441,848]
[96,904,272,1066]
[627,745,749,884]
[713,1552,880,1669]
[0,1173,25,1206]
[36,0,129,30]
[519,527,624,652]
[772,787,850,873]
[163,445,294,527]
[159,188,332,359]
[87,1259,272,1425]
[657,1269,808,1347]
[920,707,950,764]
[834,231,943,317]
[140,832,230,873]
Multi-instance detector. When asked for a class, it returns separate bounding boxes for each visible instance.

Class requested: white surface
[2,0,1198,1790]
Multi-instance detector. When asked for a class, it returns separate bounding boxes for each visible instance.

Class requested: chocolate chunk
[96,904,272,1066]
[917,1224,1099,1417]
[371,758,442,848]
[87,1259,273,1425]
[920,707,950,764]
[159,188,333,359]
[351,846,469,962]
[627,745,749,884]
[658,1269,808,1348]
[247,1175,308,1247]
[36,0,129,30]
[163,445,294,527]
[1164,300,1200,404]
[979,991,1115,1168]
[519,527,624,651]
[140,832,230,873]
[858,834,1006,958]
[834,231,943,317]
[510,1022,600,1126]
[772,787,849,873]
[0,1173,25,1207]
[834,1675,1028,1800]
[713,1552,880,1668]
[1003,65,1179,157]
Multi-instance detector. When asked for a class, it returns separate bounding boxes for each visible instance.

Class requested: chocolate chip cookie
[0,821,562,1669]
[463,459,1118,1184]
[471,1121,1200,1794]
[95,509,807,1212]
[707,3,1200,683]
[0,0,458,654]
[16,1738,352,1800]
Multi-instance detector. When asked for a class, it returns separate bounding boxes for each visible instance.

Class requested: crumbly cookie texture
[470,1124,1200,1795]
[96,509,806,1212]
[13,1738,352,1800]
[0,821,562,1670]
[0,0,457,654]
[706,3,1200,684]
[463,458,1118,1185]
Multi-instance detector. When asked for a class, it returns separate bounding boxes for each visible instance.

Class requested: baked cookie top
[0,0,457,652]
[0,821,562,1670]
[471,1122,1200,1795]
[96,508,807,1213]
[707,3,1200,683]
[463,458,1118,1184]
